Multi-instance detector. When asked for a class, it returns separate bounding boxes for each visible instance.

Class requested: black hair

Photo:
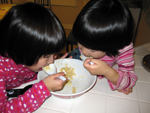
[0,2,66,66]
[73,0,135,56]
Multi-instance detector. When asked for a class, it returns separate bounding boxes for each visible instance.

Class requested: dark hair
[0,2,66,66]
[73,0,135,56]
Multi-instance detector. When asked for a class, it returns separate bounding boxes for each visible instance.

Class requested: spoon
[80,53,94,65]
[88,61,94,65]
[43,64,66,81]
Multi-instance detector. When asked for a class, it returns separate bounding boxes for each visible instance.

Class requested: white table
[14,43,150,113]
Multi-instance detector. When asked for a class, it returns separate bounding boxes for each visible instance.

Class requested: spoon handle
[58,76,66,81]
[88,61,94,65]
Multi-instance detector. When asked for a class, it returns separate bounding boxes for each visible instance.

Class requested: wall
[1,0,149,46]
[134,0,150,47]
[134,13,150,47]
[51,0,88,36]
[9,0,88,37]
[50,0,89,36]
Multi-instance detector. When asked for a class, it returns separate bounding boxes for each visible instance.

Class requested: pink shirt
[82,43,137,90]
[0,55,50,113]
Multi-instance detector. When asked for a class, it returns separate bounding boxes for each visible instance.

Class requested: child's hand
[83,58,110,75]
[117,88,133,95]
[84,58,120,85]
[60,53,72,59]
[55,53,72,59]
[43,72,67,92]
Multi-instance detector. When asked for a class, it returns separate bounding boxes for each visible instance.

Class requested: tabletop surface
[12,43,150,113]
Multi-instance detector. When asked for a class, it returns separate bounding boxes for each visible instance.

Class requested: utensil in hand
[88,61,94,65]
[80,53,94,65]
[43,64,66,81]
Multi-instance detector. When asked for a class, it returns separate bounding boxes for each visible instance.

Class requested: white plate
[38,58,97,99]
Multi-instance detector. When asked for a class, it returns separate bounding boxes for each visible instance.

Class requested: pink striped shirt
[82,43,137,90]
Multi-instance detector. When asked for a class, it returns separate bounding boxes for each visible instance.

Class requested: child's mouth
[39,68,43,71]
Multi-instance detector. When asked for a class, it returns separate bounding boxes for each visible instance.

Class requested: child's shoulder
[99,55,116,60]
[99,43,134,60]
[0,55,16,68]
[0,55,11,62]
[118,43,134,54]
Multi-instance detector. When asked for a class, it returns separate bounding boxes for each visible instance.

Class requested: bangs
[0,3,66,66]
[73,0,134,57]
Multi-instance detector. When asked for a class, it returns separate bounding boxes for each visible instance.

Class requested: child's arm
[84,58,120,85]
[84,58,136,94]
[84,43,137,93]
[55,53,73,59]
[117,88,133,95]
[109,44,137,91]
[0,78,50,112]
[0,73,67,112]
[43,72,67,92]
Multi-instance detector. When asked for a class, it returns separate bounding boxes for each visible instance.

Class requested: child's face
[78,43,106,59]
[26,54,55,72]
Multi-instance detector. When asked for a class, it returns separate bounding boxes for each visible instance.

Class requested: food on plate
[43,64,57,75]
[72,87,76,94]
[60,64,76,81]
[43,65,51,71]
[60,64,77,93]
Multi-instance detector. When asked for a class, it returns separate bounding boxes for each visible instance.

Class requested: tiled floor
[24,42,150,113]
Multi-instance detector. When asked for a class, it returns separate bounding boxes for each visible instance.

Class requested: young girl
[72,0,137,94]
[0,2,67,112]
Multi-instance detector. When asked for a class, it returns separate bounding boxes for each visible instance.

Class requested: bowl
[37,58,97,99]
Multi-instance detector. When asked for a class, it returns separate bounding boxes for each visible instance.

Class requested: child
[0,2,67,112]
[72,0,137,94]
